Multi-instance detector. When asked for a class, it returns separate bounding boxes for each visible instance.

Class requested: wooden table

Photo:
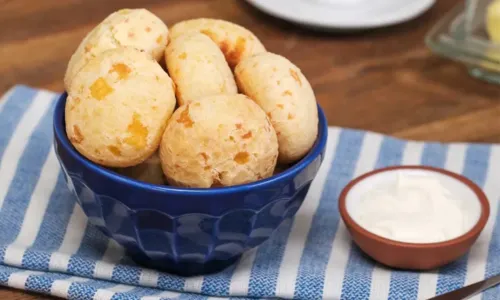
[1,0,499,298]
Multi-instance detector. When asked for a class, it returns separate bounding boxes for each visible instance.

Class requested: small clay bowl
[338,165,490,270]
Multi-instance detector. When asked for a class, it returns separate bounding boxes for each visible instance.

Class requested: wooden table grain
[1,0,499,298]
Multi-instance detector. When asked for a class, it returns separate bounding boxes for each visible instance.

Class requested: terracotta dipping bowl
[338,165,490,270]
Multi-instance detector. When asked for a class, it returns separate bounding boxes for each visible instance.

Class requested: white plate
[244,0,436,30]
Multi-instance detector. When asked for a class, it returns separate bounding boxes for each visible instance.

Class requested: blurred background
[1,0,500,143]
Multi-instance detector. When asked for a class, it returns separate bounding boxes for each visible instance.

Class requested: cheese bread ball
[65,47,176,168]
[169,18,266,69]
[64,8,169,90]
[165,32,237,106]
[235,52,318,164]
[114,152,165,185]
[160,94,278,188]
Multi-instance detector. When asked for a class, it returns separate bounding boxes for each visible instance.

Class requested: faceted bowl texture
[53,92,328,276]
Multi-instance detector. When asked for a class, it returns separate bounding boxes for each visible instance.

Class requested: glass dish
[426,0,500,84]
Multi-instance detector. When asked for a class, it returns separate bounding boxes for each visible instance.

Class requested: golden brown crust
[169,18,266,69]
[65,47,176,168]
[165,32,237,106]
[160,94,279,188]
[64,8,169,90]
[235,52,319,164]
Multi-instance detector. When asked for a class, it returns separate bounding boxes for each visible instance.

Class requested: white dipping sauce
[346,169,481,244]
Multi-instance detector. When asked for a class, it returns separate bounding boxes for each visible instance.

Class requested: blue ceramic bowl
[53,92,328,276]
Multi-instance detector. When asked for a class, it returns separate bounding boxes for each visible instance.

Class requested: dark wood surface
[0,287,53,300]
[1,0,499,298]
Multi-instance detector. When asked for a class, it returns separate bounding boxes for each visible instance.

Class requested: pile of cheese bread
[64,8,319,188]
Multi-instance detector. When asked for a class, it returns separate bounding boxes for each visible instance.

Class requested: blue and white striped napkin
[0,85,499,300]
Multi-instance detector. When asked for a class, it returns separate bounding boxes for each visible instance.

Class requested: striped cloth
[0,85,499,300]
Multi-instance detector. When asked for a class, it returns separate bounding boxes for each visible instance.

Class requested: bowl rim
[338,165,490,248]
[54,92,329,195]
